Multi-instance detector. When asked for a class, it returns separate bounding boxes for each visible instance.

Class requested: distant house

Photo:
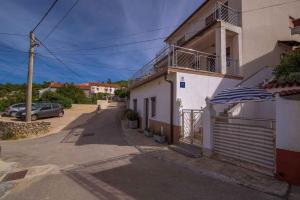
[77,83,92,97]
[39,82,121,97]
[38,82,63,97]
[89,82,121,95]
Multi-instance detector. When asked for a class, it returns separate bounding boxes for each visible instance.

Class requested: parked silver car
[16,103,64,121]
[4,103,37,117]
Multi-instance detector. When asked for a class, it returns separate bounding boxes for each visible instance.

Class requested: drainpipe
[164,73,174,144]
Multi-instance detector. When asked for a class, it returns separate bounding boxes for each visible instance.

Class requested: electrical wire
[44,0,80,41]
[54,36,166,52]
[32,0,59,32]
[36,37,82,77]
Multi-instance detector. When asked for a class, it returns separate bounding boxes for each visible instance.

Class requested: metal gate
[213,117,276,174]
[181,109,204,146]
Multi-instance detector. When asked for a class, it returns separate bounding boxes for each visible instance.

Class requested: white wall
[276,97,300,152]
[241,0,300,78]
[90,86,117,95]
[229,101,276,128]
[175,72,240,125]
[129,75,174,126]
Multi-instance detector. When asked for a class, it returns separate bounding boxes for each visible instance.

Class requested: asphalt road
[0,104,282,200]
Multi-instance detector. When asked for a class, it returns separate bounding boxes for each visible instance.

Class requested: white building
[89,82,121,95]
[128,0,300,183]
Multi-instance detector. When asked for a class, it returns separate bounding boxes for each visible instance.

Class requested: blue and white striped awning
[211,87,273,104]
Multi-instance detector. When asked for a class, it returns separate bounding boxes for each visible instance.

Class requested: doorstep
[168,143,202,158]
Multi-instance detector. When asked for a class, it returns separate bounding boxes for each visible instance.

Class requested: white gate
[214,117,276,175]
[181,109,204,146]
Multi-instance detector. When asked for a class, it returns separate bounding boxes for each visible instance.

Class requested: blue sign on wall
[180,81,185,88]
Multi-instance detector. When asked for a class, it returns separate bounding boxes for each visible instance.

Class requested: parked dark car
[16,103,64,121]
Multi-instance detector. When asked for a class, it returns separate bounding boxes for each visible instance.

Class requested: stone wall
[0,120,51,139]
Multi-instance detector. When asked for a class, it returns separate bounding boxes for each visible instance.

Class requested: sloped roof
[49,82,64,88]
[262,80,300,89]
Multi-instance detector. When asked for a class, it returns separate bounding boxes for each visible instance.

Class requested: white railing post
[203,97,215,157]
[172,45,175,66]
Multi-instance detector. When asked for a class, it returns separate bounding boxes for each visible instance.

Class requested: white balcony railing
[181,2,240,43]
[129,45,239,88]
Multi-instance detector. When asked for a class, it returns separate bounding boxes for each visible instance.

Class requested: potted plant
[153,131,166,143]
[144,128,153,137]
[127,110,139,129]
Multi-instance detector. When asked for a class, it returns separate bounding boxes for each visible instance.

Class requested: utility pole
[25,31,37,122]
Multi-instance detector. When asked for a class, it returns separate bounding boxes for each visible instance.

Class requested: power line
[44,0,80,41]
[55,36,166,52]
[243,0,300,13]
[36,37,82,77]
[0,33,26,37]
[32,0,59,32]
[52,25,176,49]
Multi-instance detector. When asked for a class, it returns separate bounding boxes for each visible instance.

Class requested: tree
[107,78,112,84]
[114,89,128,98]
[56,84,88,104]
[113,80,128,88]
[40,91,72,108]
[274,50,300,82]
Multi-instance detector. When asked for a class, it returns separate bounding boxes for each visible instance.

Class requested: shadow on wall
[207,44,285,117]
[240,44,288,79]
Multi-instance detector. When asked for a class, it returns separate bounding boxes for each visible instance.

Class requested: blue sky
[0,0,203,83]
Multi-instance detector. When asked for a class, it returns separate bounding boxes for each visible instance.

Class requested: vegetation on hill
[113,80,128,88]
[0,82,49,112]
[274,49,300,82]
[0,80,127,111]
[114,89,128,98]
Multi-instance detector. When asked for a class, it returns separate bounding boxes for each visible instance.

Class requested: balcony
[129,45,240,88]
[174,2,240,44]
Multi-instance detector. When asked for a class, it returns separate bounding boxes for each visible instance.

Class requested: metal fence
[128,45,239,87]
[185,1,240,41]
[181,109,204,147]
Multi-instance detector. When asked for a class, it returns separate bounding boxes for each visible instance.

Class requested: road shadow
[62,152,269,200]
[60,102,129,146]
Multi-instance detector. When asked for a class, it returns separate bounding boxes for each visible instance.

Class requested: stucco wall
[129,75,175,127]
[276,97,300,152]
[240,0,300,78]
[175,72,240,125]
[229,101,276,127]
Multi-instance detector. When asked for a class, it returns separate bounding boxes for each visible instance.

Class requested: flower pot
[154,135,166,143]
[128,120,138,129]
[144,130,153,137]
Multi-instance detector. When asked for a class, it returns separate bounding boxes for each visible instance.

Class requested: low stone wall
[0,120,51,139]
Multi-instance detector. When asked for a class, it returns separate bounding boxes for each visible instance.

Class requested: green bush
[90,93,108,104]
[40,91,72,108]
[274,50,300,81]
[126,109,139,121]
[114,89,128,98]
[57,84,88,104]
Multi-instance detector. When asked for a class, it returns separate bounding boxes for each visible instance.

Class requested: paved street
[0,104,282,200]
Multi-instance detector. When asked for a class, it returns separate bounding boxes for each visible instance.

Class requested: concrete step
[169,143,202,158]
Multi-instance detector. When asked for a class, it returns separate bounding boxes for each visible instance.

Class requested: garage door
[214,118,275,175]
